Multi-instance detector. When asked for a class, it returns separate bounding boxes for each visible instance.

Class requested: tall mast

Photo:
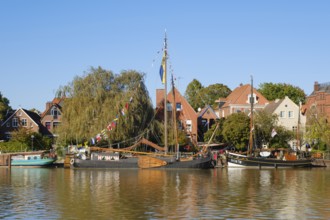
[171,74,179,157]
[164,32,168,154]
[249,75,254,156]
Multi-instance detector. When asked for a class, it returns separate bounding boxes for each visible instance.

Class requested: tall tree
[184,79,203,111]
[0,92,12,121]
[55,67,155,147]
[254,110,293,149]
[305,106,330,151]
[198,83,231,109]
[185,80,231,111]
[221,112,250,150]
[258,82,306,105]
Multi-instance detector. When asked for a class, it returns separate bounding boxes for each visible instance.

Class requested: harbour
[1,167,330,219]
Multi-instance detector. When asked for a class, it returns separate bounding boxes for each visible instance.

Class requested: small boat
[11,152,56,167]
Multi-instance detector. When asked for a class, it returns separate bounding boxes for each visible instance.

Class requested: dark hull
[73,157,139,169]
[157,155,215,169]
[227,154,313,168]
[73,156,215,169]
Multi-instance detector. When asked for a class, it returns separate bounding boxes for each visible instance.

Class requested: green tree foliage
[185,79,231,111]
[258,82,306,105]
[203,118,225,143]
[55,67,155,147]
[0,92,12,121]
[221,112,250,150]
[254,110,293,149]
[199,84,231,109]
[184,79,203,111]
[0,128,52,152]
[305,106,330,151]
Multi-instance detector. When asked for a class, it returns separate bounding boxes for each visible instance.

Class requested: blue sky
[1,1,329,111]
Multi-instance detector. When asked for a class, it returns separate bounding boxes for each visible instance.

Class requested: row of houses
[1,81,329,149]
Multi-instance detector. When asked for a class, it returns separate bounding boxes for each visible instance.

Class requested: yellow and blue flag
[159,51,166,84]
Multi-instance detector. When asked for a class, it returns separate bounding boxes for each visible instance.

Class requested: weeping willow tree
[55,67,156,147]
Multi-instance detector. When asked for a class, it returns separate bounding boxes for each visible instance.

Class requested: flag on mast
[159,51,166,84]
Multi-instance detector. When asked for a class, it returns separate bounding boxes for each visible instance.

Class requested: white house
[264,96,306,150]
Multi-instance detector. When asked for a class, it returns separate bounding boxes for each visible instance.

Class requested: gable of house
[156,87,198,143]
[265,96,305,131]
[41,97,64,137]
[0,108,42,140]
[218,84,269,117]
[304,81,330,121]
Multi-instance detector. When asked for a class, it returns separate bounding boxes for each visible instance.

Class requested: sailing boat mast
[249,75,254,156]
[163,32,168,154]
[171,74,179,157]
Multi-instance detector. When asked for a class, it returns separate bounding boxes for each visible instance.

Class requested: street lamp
[31,135,34,151]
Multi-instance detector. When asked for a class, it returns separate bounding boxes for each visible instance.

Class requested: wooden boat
[138,153,215,169]
[11,152,56,167]
[227,152,313,168]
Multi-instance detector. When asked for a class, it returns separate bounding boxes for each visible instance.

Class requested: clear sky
[1,1,329,111]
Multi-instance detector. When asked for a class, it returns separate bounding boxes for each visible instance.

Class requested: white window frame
[279,111,286,118]
[21,118,27,127]
[288,111,294,118]
[12,118,18,127]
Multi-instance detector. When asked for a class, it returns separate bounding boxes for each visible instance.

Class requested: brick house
[216,83,269,118]
[0,108,51,140]
[156,87,198,144]
[303,81,330,121]
[40,97,64,138]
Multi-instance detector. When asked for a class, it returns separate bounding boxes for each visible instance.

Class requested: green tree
[185,80,231,111]
[55,67,155,147]
[258,82,306,105]
[305,106,330,151]
[198,84,231,109]
[184,79,203,111]
[0,92,12,121]
[254,110,294,149]
[222,112,250,150]
[203,118,225,143]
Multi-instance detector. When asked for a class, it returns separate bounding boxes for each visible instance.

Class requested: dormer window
[51,107,60,118]
[247,94,258,104]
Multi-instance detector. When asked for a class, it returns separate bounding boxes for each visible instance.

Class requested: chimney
[314,81,319,92]
[46,101,52,110]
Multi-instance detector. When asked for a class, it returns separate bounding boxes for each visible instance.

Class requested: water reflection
[1,167,330,219]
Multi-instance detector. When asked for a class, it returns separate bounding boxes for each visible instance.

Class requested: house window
[51,107,58,116]
[53,122,60,129]
[288,111,294,118]
[176,103,182,111]
[45,122,51,130]
[166,103,172,111]
[279,111,285,118]
[292,126,297,133]
[186,120,192,132]
[21,118,27,127]
[12,118,18,127]
[5,132,11,140]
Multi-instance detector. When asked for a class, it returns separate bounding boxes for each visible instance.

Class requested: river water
[0,167,329,220]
